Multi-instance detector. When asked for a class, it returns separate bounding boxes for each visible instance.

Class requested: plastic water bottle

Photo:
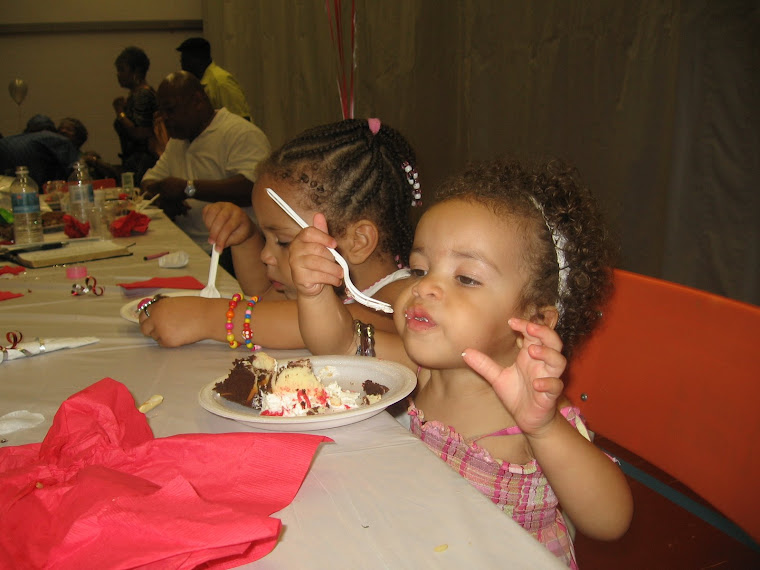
[68,159,94,224]
[10,166,43,245]
[121,171,135,201]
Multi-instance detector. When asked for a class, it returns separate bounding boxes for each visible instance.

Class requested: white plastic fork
[266,188,393,314]
[199,247,221,298]
[136,193,160,211]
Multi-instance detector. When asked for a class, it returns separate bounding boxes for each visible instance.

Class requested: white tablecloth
[0,213,563,569]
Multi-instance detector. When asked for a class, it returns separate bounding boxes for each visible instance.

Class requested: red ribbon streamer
[326,0,356,119]
[5,331,22,349]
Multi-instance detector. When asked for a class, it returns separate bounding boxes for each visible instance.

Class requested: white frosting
[325,382,361,410]
[256,354,380,417]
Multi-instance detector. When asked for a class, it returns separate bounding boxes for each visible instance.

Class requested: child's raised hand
[463,318,567,435]
[289,213,344,298]
[202,202,256,250]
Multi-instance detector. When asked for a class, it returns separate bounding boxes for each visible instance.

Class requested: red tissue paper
[0,265,25,276]
[118,276,205,290]
[110,210,150,237]
[0,378,331,569]
[62,214,90,238]
[0,290,24,301]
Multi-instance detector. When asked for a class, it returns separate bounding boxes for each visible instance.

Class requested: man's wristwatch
[184,180,196,198]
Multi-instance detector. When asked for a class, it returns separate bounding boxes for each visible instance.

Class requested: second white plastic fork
[266,188,393,314]
[199,247,221,298]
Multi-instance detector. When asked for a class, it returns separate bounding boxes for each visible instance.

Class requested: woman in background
[96,46,158,185]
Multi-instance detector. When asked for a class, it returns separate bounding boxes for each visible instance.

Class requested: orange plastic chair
[92,178,116,190]
[565,269,760,543]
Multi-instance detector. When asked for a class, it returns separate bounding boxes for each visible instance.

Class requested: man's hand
[143,177,190,220]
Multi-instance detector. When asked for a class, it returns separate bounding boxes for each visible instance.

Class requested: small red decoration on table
[110,210,150,237]
[63,214,90,238]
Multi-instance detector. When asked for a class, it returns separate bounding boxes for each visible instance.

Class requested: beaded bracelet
[225,293,242,348]
[353,320,376,357]
[241,295,261,351]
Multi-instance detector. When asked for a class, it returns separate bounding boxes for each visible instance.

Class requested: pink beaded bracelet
[241,295,261,351]
[225,293,242,349]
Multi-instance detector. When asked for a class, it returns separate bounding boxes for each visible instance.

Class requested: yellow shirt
[201,62,252,121]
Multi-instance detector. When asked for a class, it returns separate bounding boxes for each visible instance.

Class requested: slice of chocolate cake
[213,352,277,408]
[361,379,389,405]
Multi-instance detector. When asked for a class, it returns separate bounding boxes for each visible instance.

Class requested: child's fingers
[300,252,344,281]
[312,212,329,233]
[204,204,240,248]
[290,241,344,293]
[298,226,338,249]
[508,317,564,352]
[461,348,504,385]
[532,376,564,400]
[525,321,564,352]
[527,343,567,375]
[291,261,343,294]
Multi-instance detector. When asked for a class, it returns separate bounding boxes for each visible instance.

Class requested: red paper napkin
[110,210,151,237]
[0,290,23,301]
[63,214,90,238]
[0,378,330,569]
[0,265,25,276]
[118,276,205,290]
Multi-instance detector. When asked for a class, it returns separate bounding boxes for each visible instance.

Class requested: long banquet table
[0,211,563,569]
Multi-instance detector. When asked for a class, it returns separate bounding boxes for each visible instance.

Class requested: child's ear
[342,219,379,264]
[522,304,560,330]
[535,305,560,330]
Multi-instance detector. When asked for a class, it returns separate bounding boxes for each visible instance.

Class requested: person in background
[140,71,270,272]
[99,46,159,186]
[289,157,633,567]
[176,37,252,121]
[24,114,56,134]
[0,117,80,187]
[57,118,88,150]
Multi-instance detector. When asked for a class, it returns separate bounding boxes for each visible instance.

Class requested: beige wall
[0,0,202,163]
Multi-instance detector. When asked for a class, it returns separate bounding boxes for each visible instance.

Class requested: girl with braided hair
[290,157,632,567]
[139,118,421,349]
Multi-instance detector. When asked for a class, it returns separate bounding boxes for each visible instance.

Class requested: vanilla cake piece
[261,359,330,416]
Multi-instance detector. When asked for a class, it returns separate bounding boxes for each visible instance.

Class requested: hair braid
[261,118,418,266]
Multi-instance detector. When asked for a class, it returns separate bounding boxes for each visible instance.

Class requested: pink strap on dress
[470,407,584,442]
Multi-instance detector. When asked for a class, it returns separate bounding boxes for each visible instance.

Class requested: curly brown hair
[434,157,616,357]
[259,119,418,266]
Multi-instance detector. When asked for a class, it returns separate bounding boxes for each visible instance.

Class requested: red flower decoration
[109,210,150,237]
[63,214,90,238]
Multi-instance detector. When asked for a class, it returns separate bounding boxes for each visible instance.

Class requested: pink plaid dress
[409,405,590,568]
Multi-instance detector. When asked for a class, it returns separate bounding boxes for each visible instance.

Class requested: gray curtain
[204,0,759,305]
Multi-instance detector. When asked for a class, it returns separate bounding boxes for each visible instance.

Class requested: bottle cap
[66,266,87,279]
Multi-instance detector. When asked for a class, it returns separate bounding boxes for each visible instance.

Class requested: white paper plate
[199,355,417,431]
[120,290,231,323]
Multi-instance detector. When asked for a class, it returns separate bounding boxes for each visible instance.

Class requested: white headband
[529,196,569,320]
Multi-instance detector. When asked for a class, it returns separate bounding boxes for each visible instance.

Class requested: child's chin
[405,344,459,369]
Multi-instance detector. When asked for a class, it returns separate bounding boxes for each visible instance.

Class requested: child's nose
[260,244,277,266]
[412,273,442,298]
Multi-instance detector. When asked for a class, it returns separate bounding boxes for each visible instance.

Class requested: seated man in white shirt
[141,71,271,262]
